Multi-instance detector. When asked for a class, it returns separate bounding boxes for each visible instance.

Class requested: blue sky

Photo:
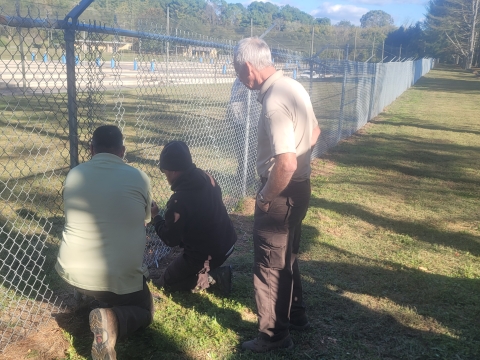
[234,0,428,27]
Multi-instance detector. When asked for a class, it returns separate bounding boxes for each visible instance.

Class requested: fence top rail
[0,14,307,60]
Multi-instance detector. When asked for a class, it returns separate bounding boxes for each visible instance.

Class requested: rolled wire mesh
[0,3,434,352]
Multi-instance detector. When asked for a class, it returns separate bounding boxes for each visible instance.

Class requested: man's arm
[311,125,320,149]
[259,152,297,206]
[151,199,184,247]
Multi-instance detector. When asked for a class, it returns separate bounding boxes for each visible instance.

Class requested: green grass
[51,66,480,359]
[1,65,479,359]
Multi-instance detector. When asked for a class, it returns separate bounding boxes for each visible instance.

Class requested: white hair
[234,37,273,70]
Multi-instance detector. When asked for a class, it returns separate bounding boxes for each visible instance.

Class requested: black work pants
[76,276,153,339]
[253,179,310,341]
[161,250,232,292]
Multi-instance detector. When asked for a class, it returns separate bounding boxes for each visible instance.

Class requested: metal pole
[337,53,348,142]
[15,3,26,93]
[353,29,357,62]
[250,18,253,37]
[371,35,375,61]
[242,90,251,197]
[166,6,169,84]
[382,40,385,63]
[65,25,78,169]
[310,26,314,57]
[63,0,95,169]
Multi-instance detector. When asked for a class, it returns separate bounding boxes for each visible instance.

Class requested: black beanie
[159,141,193,171]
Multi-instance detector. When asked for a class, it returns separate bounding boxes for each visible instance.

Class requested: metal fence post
[65,24,79,169]
[337,46,349,142]
[242,91,252,197]
[63,0,95,168]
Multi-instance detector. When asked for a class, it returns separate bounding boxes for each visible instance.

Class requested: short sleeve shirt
[256,71,318,181]
[55,153,152,295]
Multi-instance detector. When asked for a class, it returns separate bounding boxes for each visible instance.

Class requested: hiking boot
[242,334,294,353]
[208,265,232,296]
[89,308,118,360]
[289,317,310,331]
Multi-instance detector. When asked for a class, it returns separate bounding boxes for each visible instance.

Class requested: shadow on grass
[328,132,480,186]
[370,118,480,136]
[295,244,480,359]
[39,215,480,359]
[413,69,480,94]
[310,196,480,256]
[54,306,195,360]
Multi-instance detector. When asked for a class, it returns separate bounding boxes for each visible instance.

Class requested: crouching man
[151,141,237,295]
[55,125,154,360]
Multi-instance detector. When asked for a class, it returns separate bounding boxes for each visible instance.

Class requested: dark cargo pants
[160,249,233,292]
[253,178,310,341]
[76,276,154,339]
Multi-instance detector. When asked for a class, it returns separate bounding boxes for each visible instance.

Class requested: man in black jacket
[151,141,237,294]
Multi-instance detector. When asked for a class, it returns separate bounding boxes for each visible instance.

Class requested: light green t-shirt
[55,153,152,295]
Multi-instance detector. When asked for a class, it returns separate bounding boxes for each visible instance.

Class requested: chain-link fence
[0,1,434,352]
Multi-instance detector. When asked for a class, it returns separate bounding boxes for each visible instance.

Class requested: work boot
[242,334,294,353]
[289,317,310,331]
[208,265,232,296]
[89,308,118,360]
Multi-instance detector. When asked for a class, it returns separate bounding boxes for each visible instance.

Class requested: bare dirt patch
[1,317,69,360]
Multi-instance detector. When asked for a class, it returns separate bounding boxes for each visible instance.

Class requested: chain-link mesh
[0,2,434,352]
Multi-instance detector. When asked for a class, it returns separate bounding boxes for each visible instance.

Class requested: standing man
[151,140,237,295]
[56,125,154,360]
[234,38,321,352]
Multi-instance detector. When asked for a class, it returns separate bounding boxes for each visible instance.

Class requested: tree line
[2,0,479,67]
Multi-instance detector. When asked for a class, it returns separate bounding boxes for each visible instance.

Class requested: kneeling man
[151,141,237,294]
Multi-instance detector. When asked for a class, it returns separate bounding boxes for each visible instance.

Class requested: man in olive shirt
[234,38,321,352]
[55,125,153,360]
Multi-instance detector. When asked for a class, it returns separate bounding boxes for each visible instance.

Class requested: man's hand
[151,201,159,218]
[256,192,270,213]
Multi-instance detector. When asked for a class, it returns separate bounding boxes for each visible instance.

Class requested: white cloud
[311,3,368,25]
[352,0,425,4]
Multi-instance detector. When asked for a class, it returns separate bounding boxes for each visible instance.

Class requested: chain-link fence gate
[0,0,434,352]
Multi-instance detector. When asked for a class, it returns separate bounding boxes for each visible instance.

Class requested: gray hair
[234,37,273,70]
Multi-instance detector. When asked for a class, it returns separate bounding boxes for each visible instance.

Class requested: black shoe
[208,265,232,296]
[289,314,310,331]
[242,334,294,353]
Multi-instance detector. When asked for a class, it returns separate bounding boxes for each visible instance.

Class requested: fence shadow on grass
[370,118,480,136]
[309,196,480,256]
[413,70,480,94]
[298,244,480,359]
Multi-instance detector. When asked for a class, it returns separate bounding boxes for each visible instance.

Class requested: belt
[260,177,308,185]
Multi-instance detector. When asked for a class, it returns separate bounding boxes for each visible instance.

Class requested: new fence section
[0,2,434,352]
